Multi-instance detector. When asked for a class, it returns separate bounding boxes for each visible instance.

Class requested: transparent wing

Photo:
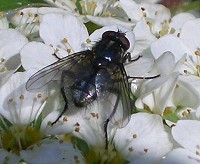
[116,65,132,127]
[100,64,132,128]
[26,50,93,90]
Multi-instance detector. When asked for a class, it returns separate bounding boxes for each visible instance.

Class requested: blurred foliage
[160,0,200,15]
[0,0,46,11]
[182,0,200,12]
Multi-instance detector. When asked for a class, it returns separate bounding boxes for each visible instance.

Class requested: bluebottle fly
[26,30,159,149]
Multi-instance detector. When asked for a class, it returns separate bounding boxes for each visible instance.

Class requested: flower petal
[43,0,77,12]
[40,14,89,56]
[132,19,156,56]
[179,19,200,53]
[21,139,85,164]
[0,29,28,58]
[164,148,200,164]
[174,79,200,109]
[151,34,190,62]
[0,72,47,124]
[86,15,135,28]
[20,42,55,71]
[169,13,195,36]
[135,73,179,114]
[115,113,172,162]
[172,120,200,153]
[0,150,21,163]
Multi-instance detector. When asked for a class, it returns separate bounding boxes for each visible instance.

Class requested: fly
[26,30,159,149]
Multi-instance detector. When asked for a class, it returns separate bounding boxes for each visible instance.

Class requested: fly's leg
[123,52,142,63]
[127,74,160,81]
[104,94,120,149]
[52,53,62,60]
[123,53,160,80]
[51,71,68,125]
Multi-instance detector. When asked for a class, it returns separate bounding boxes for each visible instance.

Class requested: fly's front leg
[52,52,63,60]
[127,74,160,81]
[123,52,142,63]
[51,70,69,125]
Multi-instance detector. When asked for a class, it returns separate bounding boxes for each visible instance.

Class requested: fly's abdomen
[71,80,97,107]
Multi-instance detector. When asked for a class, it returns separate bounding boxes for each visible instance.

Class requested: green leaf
[71,136,90,153]
[0,0,47,11]
[85,21,102,34]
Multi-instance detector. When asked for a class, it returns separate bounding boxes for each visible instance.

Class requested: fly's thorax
[92,39,126,66]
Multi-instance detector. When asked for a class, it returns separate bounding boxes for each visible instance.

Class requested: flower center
[158,20,170,37]
[1,125,42,155]
[79,0,116,16]
[195,50,200,77]
[183,49,200,78]
[80,1,97,15]
[0,58,8,72]
[13,10,40,40]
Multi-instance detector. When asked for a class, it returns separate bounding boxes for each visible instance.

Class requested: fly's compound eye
[102,31,130,51]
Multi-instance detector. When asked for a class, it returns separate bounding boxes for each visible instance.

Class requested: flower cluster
[0,0,200,163]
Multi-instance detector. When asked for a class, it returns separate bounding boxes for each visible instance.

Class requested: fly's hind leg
[104,94,120,149]
[51,71,69,125]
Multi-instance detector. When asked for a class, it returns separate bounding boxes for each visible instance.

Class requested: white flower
[119,0,171,25]
[0,72,47,124]
[0,151,21,164]
[42,102,108,148]
[114,113,173,163]
[39,13,89,56]
[0,29,28,87]
[20,13,89,72]
[135,52,199,117]
[164,120,200,164]
[151,34,190,62]
[149,17,200,123]
[0,72,50,161]
[167,12,195,36]
[43,0,80,15]
[10,7,40,39]
[43,0,135,27]
[150,18,200,102]
[0,71,83,163]
[135,72,180,115]
[178,18,200,77]
[44,0,116,17]
[151,18,200,74]
[0,139,85,163]
[21,139,85,164]
[10,7,68,39]
[132,12,195,57]
[131,19,157,57]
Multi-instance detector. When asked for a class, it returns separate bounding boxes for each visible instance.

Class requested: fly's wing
[111,65,132,128]
[26,50,94,91]
[99,64,132,128]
